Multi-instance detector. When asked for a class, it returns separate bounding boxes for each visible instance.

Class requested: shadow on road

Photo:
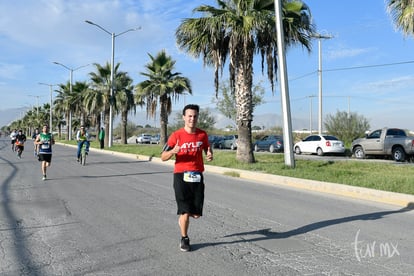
[49,171,171,180]
[192,203,414,251]
[0,154,42,275]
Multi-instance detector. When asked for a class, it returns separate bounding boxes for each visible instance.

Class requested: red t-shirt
[167,128,210,173]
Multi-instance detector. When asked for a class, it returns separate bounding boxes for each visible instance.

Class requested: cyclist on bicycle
[15,130,27,158]
[76,126,90,162]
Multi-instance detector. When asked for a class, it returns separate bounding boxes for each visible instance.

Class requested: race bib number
[183,172,201,183]
[41,142,50,149]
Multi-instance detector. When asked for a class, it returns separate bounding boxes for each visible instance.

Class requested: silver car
[218,135,238,150]
[136,134,152,144]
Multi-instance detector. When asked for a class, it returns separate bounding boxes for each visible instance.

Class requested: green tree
[387,0,414,36]
[71,81,90,127]
[176,0,314,163]
[324,111,370,145]
[54,82,72,140]
[197,108,217,131]
[135,50,192,145]
[213,79,266,123]
[114,71,136,144]
[169,108,216,132]
[89,62,121,147]
[114,121,138,140]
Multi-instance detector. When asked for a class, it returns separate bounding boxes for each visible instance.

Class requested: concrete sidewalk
[65,144,414,208]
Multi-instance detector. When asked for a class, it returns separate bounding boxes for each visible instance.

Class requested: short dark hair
[182,104,199,115]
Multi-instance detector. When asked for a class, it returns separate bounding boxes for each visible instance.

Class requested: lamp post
[85,20,141,148]
[308,95,317,134]
[274,0,295,167]
[311,33,333,135]
[39,82,58,131]
[53,62,89,140]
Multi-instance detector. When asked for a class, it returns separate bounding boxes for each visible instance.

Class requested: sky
[1,0,414,131]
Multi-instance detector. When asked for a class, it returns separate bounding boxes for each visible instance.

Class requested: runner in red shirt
[161,104,213,252]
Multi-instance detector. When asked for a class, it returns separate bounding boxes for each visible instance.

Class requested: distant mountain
[128,109,310,131]
[1,107,310,132]
[0,107,29,129]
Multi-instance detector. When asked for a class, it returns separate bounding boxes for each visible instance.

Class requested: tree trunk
[121,111,128,144]
[233,43,255,163]
[58,124,62,140]
[65,112,70,140]
[160,101,169,145]
[103,106,110,147]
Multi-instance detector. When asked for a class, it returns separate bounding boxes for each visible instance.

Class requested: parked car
[294,135,345,156]
[217,135,238,150]
[208,135,224,148]
[351,127,414,161]
[136,133,152,144]
[253,135,284,153]
[150,134,160,144]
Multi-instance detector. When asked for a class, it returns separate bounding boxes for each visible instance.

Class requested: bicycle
[79,142,88,166]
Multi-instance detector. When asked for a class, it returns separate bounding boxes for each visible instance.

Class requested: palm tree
[54,82,73,140]
[135,50,192,144]
[114,71,136,144]
[71,81,90,126]
[176,0,314,163]
[387,0,414,36]
[89,62,119,147]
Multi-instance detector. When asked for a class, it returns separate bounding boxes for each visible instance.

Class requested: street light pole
[53,62,89,140]
[308,95,316,134]
[274,0,295,168]
[311,33,333,135]
[39,83,57,131]
[85,20,140,148]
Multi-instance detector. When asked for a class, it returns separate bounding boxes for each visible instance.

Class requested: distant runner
[35,125,55,181]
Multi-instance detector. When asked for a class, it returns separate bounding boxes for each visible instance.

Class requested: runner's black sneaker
[180,236,190,252]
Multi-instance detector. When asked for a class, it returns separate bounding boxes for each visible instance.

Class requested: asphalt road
[1,138,413,275]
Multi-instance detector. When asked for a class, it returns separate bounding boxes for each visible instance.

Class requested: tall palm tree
[89,62,120,147]
[135,50,192,145]
[54,82,73,140]
[387,0,414,36]
[176,0,314,163]
[71,81,90,127]
[114,71,136,144]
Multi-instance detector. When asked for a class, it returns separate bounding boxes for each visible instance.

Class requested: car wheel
[353,146,365,159]
[254,144,259,152]
[230,144,236,150]
[294,146,301,154]
[269,144,275,153]
[317,147,324,156]
[392,146,406,162]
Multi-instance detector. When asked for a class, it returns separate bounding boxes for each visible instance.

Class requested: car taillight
[326,141,331,147]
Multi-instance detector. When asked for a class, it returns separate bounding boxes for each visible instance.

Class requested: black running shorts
[38,154,52,163]
[173,172,205,216]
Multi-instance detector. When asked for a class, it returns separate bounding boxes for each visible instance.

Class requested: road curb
[61,143,414,208]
